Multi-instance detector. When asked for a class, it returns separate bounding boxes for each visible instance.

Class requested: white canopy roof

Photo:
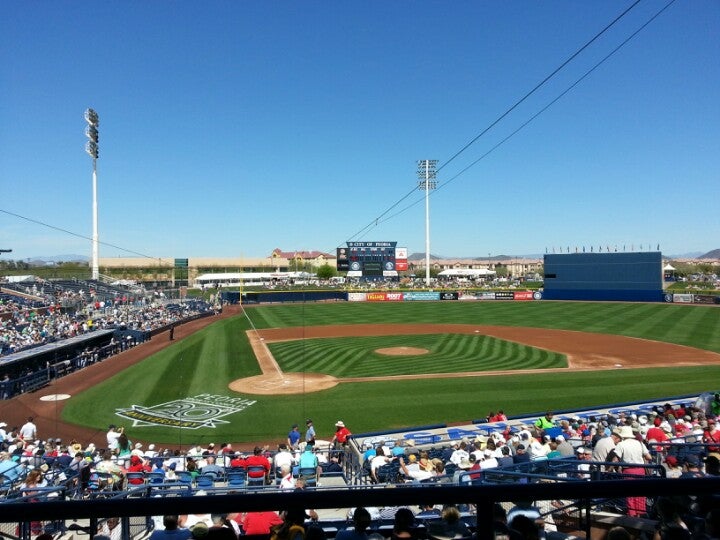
[437,268,496,278]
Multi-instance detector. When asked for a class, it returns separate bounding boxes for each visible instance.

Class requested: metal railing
[1,477,719,540]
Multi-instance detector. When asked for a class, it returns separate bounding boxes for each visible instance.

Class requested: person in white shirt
[370,446,393,483]
[273,444,295,472]
[106,425,122,451]
[0,422,8,444]
[480,449,499,470]
[449,441,470,468]
[398,456,442,482]
[19,417,37,441]
[278,464,296,491]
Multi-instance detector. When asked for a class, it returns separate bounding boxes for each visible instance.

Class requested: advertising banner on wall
[348,293,367,302]
[395,247,408,272]
[694,294,720,305]
[364,292,403,302]
[673,294,694,303]
[513,291,534,301]
[440,292,459,300]
[495,291,514,300]
[403,292,441,301]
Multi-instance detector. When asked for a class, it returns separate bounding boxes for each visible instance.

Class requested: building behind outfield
[543,251,664,302]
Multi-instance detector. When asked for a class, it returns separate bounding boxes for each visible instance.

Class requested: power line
[436,0,643,174]
[374,0,678,228]
[0,208,168,262]
[338,0,672,246]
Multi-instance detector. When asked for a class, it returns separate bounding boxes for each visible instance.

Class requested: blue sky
[2,1,718,262]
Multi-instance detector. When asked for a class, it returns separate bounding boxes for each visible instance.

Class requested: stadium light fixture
[84,108,100,280]
[417,160,437,287]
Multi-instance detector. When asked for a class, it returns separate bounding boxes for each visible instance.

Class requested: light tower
[84,108,100,280]
[417,160,437,287]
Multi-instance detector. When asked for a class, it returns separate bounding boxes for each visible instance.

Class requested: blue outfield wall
[542,288,665,302]
[543,251,664,302]
[222,290,346,304]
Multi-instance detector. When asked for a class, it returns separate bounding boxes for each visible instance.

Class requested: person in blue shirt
[0,452,24,484]
[287,424,301,451]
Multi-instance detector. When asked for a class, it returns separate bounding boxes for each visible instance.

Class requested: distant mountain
[408,253,538,261]
[408,252,442,261]
[27,254,89,265]
[699,249,720,259]
[472,255,515,261]
[667,252,706,259]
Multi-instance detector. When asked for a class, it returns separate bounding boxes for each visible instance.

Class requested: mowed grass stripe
[268,334,566,377]
[249,302,720,352]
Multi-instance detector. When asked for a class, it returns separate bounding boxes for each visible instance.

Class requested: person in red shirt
[232,511,282,535]
[243,446,271,482]
[332,421,352,446]
[126,455,150,485]
[229,453,246,469]
[704,419,720,453]
[645,422,670,445]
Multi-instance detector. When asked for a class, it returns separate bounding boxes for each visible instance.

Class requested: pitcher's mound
[376,347,429,356]
[229,373,339,395]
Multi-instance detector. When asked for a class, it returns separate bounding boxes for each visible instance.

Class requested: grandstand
[1,396,720,539]
[2,278,720,539]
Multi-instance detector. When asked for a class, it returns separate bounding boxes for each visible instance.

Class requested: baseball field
[23,300,720,446]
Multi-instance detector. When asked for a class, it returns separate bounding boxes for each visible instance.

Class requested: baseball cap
[191,523,209,538]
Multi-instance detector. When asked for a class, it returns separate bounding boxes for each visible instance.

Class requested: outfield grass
[62,301,720,444]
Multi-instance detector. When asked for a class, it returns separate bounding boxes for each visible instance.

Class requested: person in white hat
[331,420,352,454]
[612,425,651,516]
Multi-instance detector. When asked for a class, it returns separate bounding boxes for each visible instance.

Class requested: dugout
[543,252,664,302]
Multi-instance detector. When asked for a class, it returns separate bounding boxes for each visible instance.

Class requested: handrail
[1,477,719,539]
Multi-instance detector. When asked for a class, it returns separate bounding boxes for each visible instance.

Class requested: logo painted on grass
[116,394,257,429]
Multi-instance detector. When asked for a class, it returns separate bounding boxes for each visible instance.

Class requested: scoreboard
[336,241,408,279]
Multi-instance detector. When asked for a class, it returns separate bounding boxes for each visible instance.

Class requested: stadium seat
[175,471,194,488]
[298,467,317,487]
[125,472,146,486]
[246,466,267,487]
[196,474,216,490]
[227,471,247,489]
[146,472,166,485]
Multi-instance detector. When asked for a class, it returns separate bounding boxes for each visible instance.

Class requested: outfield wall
[543,252,664,302]
[220,288,715,304]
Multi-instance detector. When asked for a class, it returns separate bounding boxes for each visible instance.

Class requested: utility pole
[84,108,100,280]
[417,160,437,287]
